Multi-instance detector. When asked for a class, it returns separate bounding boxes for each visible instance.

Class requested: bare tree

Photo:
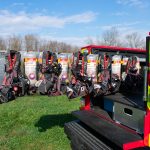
[7,35,22,51]
[0,37,6,50]
[125,32,145,49]
[101,27,123,46]
[96,35,101,45]
[0,34,79,52]
[39,40,58,52]
[38,40,49,51]
[86,37,94,45]
[24,34,39,51]
[49,41,58,52]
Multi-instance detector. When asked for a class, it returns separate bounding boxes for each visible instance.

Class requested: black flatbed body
[64,121,112,150]
[72,109,143,149]
[103,92,145,110]
[65,119,150,150]
[65,93,149,149]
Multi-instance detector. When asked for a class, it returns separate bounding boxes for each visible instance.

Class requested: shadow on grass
[35,113,76,132]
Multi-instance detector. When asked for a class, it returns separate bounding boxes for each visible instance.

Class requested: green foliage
[0,95,80,150]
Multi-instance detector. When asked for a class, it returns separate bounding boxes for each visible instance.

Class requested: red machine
[37,51,62,96]
[0,50,29,103]
[66,51,92,99]
[65,37,150,149]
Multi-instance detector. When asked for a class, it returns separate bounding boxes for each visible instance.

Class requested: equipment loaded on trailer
[64,34,150,149]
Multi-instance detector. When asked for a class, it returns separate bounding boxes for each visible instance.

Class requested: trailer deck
[103,92,145,110]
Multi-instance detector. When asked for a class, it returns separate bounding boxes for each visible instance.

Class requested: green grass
[0,95,80,150]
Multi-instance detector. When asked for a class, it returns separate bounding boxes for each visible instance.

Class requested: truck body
[64,35,150,149]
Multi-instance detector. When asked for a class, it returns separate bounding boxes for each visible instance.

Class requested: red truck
[64,35,150,149]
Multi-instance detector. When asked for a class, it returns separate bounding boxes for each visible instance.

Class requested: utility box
[113,102,145,134]
[104,98,114,113]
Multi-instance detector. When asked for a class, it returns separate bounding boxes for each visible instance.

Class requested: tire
[0,93,9,103]
[60,84,67,94]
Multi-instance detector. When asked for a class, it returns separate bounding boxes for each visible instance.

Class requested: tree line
[86,27,145,49]
[0,34,79,52]
[0,27,146,52]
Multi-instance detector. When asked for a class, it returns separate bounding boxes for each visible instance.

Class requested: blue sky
[0,0,149,46]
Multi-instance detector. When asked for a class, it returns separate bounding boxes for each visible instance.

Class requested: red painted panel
[82,95,90,110]
[144,110,150,146]
[123,140,144,150]
[81,45,146,53]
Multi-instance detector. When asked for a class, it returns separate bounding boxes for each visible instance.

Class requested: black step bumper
[64,120,112,150]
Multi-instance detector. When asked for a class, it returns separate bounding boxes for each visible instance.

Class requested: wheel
[60,84,67,94]
[0,93,9,103]
[0,87,14,103]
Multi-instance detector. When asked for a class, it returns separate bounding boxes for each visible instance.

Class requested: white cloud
[101,21,141,30]
[11,3,25,7]
[41,28,148,47]
[40,34,100,47]
[101,22,148,41]
[111,12,129,16]
[0,10,97,36]
[65,12,97,24]
[40,35,90,47]
[117,0,148,8]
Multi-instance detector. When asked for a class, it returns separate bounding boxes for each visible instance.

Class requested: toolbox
[113,102,145,134]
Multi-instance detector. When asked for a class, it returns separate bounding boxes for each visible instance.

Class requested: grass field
[0,95,80,150]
